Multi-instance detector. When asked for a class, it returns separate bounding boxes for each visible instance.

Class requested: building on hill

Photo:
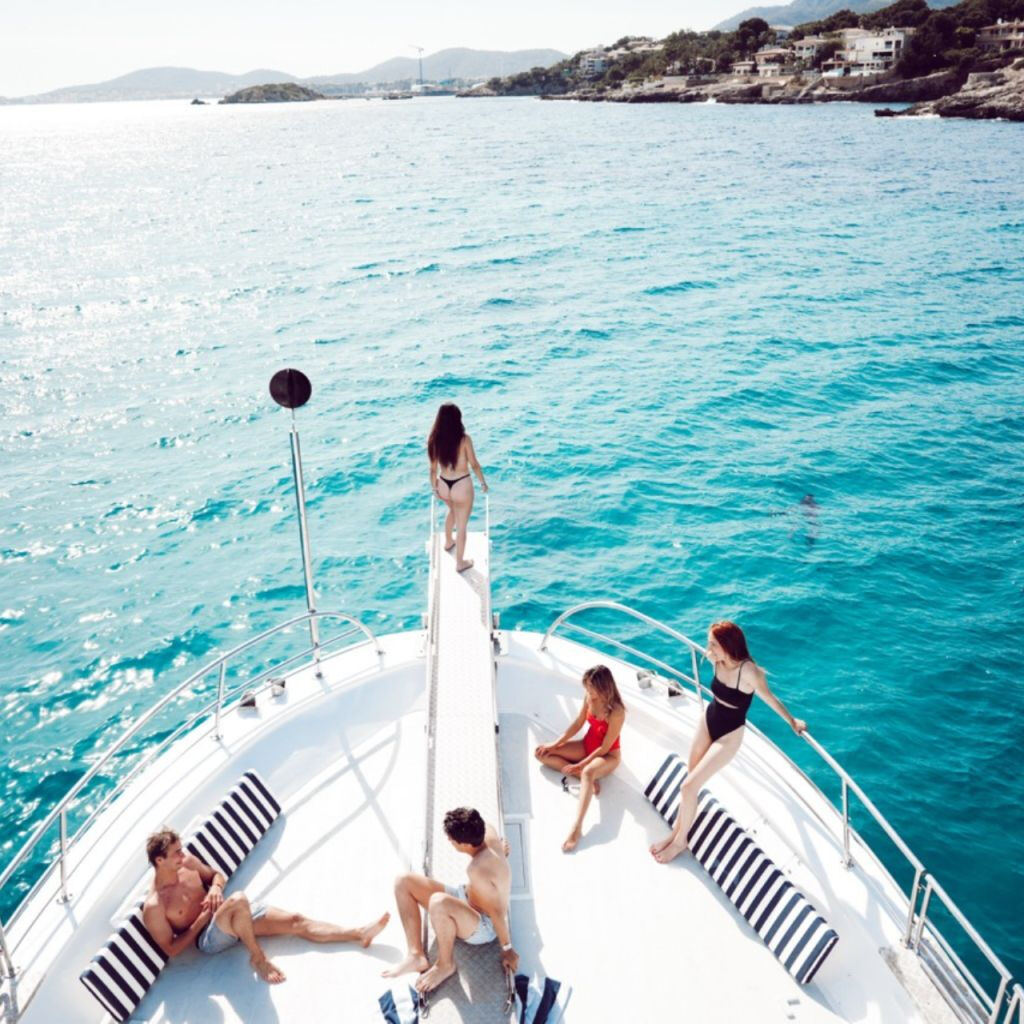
[754,46,794,76]
[731,59,757,74]
[580,49,608,75]
[978,19,1024,51]
[792,35,829,63]
[771,25,793,41]
[822,26,915,76]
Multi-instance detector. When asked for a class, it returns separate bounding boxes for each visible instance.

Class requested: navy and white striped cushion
[80,907,169,1022]
[80,770,281,1020]
[645,753,839,985]
[184,770,281,880]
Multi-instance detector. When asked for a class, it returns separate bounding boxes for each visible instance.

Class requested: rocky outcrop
[559,69,966,106]
[815,69,962,103]
[889,60,1024,121]
[220,83,324,104]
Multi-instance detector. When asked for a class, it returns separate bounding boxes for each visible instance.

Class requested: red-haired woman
[650,621,806,864]
[427,403,488,573]
[535,665,626,853]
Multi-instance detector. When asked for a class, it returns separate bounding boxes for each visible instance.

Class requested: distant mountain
[2,48,567,104]
[306,48,567,85]
[7,67,297,104]
[714,0,956,29]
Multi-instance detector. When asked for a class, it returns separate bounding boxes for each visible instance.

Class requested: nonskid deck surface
[497,634,958,1024]
[422,530,514,1022]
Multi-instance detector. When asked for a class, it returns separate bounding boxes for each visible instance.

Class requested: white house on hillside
[822,26,915,75]
[978,19,1024,51]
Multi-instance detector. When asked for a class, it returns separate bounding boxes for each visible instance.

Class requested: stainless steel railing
[540,600,1021,1024]
[0,609,381,979]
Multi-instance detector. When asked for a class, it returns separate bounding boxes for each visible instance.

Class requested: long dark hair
[583,665,624,717]
[427,403,466,468]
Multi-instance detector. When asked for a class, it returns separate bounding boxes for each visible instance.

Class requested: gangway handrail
[0,608,381,976]
[541,600,1019,1024]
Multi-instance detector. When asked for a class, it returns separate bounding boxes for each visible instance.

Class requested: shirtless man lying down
[142,827,388,984]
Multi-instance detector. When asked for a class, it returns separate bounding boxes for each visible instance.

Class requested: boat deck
[498,631,960,1024]
[7,623,968,1023]
[421,529,513,1021]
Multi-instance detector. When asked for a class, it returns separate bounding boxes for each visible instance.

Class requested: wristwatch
[501,943,513,952]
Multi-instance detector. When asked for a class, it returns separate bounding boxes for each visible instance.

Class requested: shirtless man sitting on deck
[142,828,388,984]
[383,807,519,993]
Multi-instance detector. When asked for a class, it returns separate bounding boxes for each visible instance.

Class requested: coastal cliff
[559,68,964,106]
[890,59,1024,119]
[220,83,324,104]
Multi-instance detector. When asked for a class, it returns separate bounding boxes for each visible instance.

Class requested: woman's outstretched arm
[753,667,807,735]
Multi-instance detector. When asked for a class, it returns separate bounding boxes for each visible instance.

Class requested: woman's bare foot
[649,834,674,857]
[251,954,286,984]
[415,961,457,993]
[456,559,474,573]
[562,828,582,853]
[593,779,601,795]
[382,952,429,978]
[653,837,688,864]
[444,539,456,552]
[359,911,390,947]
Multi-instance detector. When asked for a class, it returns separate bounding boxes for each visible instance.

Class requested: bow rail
[0,609,381,979]
[541,600,1020,1024]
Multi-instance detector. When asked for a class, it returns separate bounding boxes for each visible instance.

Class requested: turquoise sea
[1,97,1022,985]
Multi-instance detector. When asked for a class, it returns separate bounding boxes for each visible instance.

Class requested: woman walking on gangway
[650,620,806,864]
[428,403,488,573]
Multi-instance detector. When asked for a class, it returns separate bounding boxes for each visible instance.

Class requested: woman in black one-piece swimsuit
[650,620,807,864]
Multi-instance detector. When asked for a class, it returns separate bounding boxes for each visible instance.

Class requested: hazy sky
[2,0,749,97]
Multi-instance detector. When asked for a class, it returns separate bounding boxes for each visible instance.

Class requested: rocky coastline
[526,61,1024,122]
[883,59,1024,120]
[545,68,963,106]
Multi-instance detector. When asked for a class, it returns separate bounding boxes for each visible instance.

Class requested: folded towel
[378,983,420,1024]
[514,973,571,1024]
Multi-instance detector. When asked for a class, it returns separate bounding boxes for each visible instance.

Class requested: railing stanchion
[57,810,71,903]
[841,779,852,867]
[914,878,934,950]
[0,917,15,979]
[904,867,924,947]
[214,661,227,740]
[990,977,1010,1024]
[690,647,702,705]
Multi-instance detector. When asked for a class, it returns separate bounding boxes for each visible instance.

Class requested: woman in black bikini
[650,620,806,864]
[427,403,488,573]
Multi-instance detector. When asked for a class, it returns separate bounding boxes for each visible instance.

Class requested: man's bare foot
[359,911,390,948]
[416,961,457,994]
[444,539,456,552]
[653,838,688,864]
[562,829,582,853]
[382,952,430,978]
[456,559,474,573]
[251,954,286,984]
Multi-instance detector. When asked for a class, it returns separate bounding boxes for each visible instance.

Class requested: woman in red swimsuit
[534,665,626,852]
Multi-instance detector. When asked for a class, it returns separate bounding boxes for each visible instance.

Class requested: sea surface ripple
[1,97,1022,980]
